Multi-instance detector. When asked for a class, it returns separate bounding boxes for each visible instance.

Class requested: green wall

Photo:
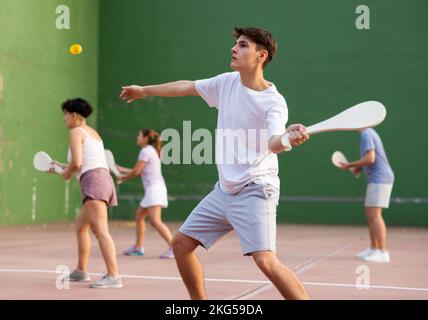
[1,0,427,226]
[99,0,428,226]
[0,0,99,224]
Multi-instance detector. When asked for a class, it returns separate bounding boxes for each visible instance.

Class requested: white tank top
[67,127,108,180]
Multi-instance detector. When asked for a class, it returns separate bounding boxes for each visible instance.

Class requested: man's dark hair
[232,27,277,68]
[61,98,93,118]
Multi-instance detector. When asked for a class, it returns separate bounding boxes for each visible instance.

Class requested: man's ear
[258,49,268,64]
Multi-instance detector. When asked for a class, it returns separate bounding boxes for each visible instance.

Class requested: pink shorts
[79,168,118,207]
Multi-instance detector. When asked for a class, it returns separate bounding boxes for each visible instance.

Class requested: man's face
[230,35,265,71]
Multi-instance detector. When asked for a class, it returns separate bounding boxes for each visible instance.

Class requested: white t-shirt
[195,71,289,194]
[138,145,166,190]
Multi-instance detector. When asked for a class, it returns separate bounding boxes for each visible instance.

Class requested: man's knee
[172,232,199,256]
[252,252,278,275]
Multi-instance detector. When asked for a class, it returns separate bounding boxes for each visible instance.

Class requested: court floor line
[1,268,427,293]
[293,240,355,275]
[228,240,355,300]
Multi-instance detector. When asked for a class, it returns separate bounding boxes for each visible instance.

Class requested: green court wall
[0,0,99,225]
[1,0,427,226]
[99,0,428,226]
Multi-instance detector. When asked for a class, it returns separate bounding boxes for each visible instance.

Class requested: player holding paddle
[120,27,310,300]
[339,128,394,263]
[55,98,123,288]
[116,128,174,259]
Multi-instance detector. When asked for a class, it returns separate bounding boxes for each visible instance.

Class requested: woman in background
[118,128,174,259]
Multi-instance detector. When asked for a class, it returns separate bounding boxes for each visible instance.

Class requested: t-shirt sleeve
[195,73,228,108]
[138,148,150,162]
[361,133,376,154]
[266,103,289,140]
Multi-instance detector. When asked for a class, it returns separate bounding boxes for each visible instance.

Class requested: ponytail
[142,128,162,158]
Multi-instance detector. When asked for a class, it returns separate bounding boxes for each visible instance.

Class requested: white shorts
[365,183,393,208]
[179,182,279,256]
[140,184,168,209]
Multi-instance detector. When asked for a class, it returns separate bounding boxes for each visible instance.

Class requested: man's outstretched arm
[119,81,199,103]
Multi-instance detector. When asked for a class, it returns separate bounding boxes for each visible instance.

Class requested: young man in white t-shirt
[120,27,310,299]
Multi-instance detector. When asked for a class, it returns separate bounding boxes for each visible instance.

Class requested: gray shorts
[179,182,279,256]
[365,183,393,208]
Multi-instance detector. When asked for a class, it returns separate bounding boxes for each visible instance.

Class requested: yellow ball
[70,44,83,55]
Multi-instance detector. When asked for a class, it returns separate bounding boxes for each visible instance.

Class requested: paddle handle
[280,133,291,148]
[53,164,65,174]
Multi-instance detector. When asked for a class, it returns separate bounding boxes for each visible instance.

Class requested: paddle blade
[33,151,53,172]
[105,149,121,177]
[33,151,64,174]
[307,101,386,135]
[331,151,349,168]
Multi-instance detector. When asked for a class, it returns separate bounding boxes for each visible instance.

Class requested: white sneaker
[89,274,123,288]
[159,248,174,259]
[364,249,390,263]
[355,247,375,259]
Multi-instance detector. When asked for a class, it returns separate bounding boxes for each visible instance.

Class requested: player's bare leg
[365,208,379,249]
[75,207,91,272]
[85,199,120,276]
[148,205,173,246]
[135,207,148,248]
[172,232,206,299]
[252,251,309,300]
[366,207,387,250]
